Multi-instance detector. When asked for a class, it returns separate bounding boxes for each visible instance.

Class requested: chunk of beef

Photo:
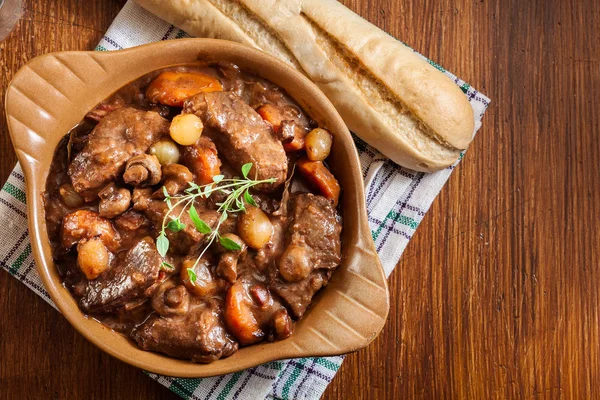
[61,210,121,253]
[114,210,150,232]
[183,92,287,189]
[132,300,238,363]
[80,237,162,314]
[285,194,342,270]
[114,210,152,249]
[270,269,330,319]
[68,108,169,201]
[132,188,218,254]
[269,193,342,318]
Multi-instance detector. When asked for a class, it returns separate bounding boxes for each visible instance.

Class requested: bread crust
[135,0,475,171]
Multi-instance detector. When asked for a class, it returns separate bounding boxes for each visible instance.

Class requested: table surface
[1,0,598,398]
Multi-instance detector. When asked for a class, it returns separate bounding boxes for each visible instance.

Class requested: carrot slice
[296,158,341,206]
[256,104,284,132]
[224,281,264,345]
[146,71,223,107]
[257,104,308,152]
[181,137,222,185]
[283,131,306,152]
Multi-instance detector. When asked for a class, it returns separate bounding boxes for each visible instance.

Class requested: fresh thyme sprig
[155,162,276,280]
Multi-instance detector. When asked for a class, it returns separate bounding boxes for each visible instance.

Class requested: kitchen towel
[0,1,490,399]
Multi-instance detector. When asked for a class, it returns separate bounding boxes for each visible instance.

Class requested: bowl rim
[5,38,390,377]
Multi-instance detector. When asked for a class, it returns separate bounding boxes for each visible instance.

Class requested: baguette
[134,0,475,172]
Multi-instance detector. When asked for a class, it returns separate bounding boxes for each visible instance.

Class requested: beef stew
[44,62,342,363]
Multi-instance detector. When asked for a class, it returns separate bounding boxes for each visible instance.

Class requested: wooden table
[1,0,598,398]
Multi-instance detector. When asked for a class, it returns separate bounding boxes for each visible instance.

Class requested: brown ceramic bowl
[4,39,389,377]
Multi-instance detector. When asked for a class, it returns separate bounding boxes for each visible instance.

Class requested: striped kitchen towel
[0,1,490,399]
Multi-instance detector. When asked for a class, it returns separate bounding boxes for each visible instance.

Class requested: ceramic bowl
[4,39,389,377]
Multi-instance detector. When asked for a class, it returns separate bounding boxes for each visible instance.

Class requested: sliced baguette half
[135,0,475,172]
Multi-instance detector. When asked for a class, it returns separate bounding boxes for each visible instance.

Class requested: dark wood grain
[1,0,598,399]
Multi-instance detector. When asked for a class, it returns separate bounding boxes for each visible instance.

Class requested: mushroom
[123,154,162,187]
[98,183,131,219]
[161,164,194,196]
[151,280,190,317]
